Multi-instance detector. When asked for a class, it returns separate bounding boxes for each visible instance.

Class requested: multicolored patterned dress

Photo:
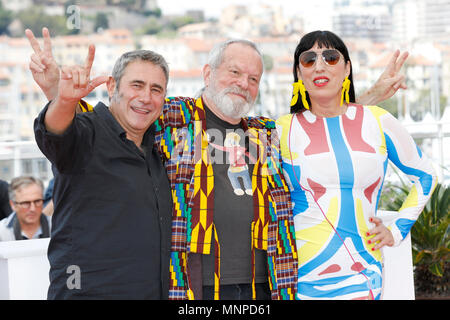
[276,104,437,300]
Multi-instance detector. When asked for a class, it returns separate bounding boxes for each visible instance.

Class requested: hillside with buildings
[0,0,449,183]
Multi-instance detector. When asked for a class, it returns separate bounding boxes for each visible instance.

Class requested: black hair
[291,30,356,114]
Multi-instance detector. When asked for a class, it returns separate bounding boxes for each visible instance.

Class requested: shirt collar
[94,102,126,137]
[21,226,43,240]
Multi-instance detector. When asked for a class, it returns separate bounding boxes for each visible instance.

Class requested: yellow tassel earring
[340,77,351,106]
[290,80,309,110]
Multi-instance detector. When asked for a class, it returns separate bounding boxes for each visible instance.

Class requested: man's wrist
[43,86,59,102]
[53,94,79,109]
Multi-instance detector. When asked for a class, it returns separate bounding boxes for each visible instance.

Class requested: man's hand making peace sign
[26,27,60,101]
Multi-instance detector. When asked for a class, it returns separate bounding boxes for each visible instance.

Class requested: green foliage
[0,2,13,35]
[135,14,199,36]
[143,8,162,18]
[167,16,196,31]
[16,6,70,36]
[262,54,274,72]
[377,97,399,118]
[380,177,449,278]
[136,16,163,35]
[411,183,450,276]
[94,12,109,32]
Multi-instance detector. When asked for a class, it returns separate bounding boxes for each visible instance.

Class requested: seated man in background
[0,176,50,241]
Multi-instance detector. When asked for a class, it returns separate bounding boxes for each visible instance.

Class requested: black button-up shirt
[34,102,172,299]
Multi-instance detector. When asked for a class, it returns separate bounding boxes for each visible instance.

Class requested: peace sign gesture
[374,49,409,101]
[357,50,409,105]
[25,27,60,101]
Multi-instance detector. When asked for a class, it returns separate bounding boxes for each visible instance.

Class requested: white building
[392,0,450,44]
[167,69,203,98]
[332,5,392,43]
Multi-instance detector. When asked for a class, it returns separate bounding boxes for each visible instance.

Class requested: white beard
[204,80,255,120]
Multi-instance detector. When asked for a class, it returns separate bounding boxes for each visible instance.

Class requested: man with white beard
[161,40,288,300]
[201,42,256,121]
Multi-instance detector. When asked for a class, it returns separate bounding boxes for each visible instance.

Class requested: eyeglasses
[299,49,342,68]
[13,199,44,209]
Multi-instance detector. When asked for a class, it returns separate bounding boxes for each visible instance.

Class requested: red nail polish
[368,240,371,244]
[371,248,375,251]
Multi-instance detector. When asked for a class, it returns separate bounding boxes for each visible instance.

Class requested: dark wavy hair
[291,30,356,114]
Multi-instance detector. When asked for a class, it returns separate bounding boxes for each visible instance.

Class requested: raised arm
[356,50,409,105]
[44,44,108,135]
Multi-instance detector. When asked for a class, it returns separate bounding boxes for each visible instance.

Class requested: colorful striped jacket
[154,96,298,300]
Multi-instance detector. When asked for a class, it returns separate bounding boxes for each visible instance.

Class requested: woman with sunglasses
[276,31,437,300]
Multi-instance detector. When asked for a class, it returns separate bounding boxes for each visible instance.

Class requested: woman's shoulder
[357,104,390,117]
[276,113,294,126]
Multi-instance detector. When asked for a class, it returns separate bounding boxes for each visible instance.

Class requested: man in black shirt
[33,44,172,299]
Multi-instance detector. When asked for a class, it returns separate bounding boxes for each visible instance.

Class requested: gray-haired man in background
[0,176,50,241]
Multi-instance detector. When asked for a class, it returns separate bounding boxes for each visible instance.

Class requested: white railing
[0,238,50,300]
[379,210,415,300]
[0,141,52,182]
